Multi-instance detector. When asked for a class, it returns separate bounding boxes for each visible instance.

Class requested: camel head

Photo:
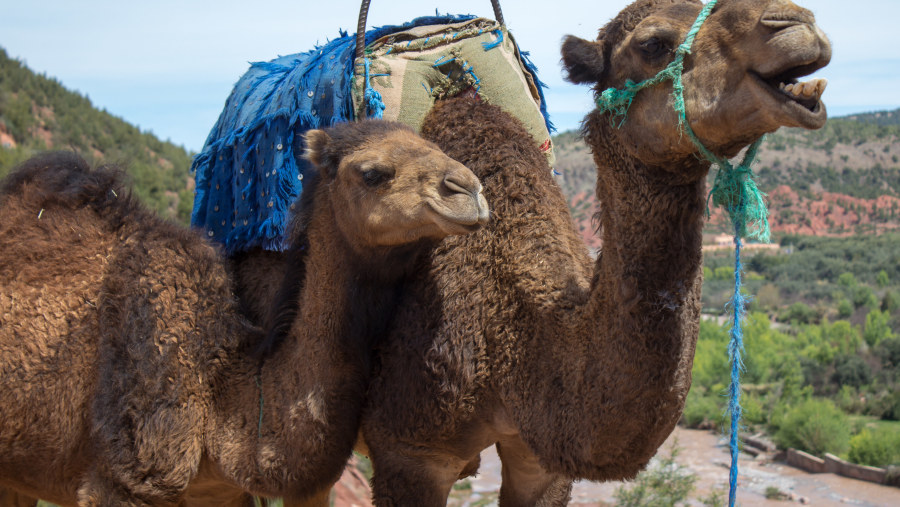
[303,121,489,249]
[562,0,832,169]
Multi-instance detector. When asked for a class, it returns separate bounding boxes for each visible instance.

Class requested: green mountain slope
[0,47,195,223]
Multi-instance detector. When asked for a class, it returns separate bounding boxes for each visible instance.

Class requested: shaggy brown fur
[346,0,832,505]
[0,120,488,506]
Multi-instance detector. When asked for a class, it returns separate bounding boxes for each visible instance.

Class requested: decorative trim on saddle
[191,13,552,254]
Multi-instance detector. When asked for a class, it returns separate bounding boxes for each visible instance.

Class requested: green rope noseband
[595,0,770,243]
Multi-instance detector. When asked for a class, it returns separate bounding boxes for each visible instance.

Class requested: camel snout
[442,170,482,200]
[442,169,490,226]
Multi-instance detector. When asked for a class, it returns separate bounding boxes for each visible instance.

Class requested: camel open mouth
[752,64,828,127]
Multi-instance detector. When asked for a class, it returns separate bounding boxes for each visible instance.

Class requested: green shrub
[779,302,818,325]
[835,385,865,414]
[877,392,900,421]
[754,283,782,312]
[837,298,854,318]
[848,427,900,467]
[882,291,900,314]
[742,393,767,426]
[681,389,724,429]
[876,338,900,368]
[865,309,896,346]
[838,272,858,288]
[613,442,697,507]
[853,286,879,310]
[765,486,790,500]
[773,398,850,456]
[713,266,734,281]
[831,355,873,389]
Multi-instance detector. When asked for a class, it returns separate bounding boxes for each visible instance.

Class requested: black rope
[491,0,505,26]
[355,0,371,61]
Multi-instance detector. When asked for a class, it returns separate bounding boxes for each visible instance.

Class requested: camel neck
[537,124,708,479]
[492,118,709,481]
[214,196,417,498]
[589,130,708,314]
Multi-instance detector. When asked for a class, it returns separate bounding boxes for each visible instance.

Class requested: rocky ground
[333,427,900,506]
[452,427,900,507]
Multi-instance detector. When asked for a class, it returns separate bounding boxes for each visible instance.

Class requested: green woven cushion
[351,17,555,166]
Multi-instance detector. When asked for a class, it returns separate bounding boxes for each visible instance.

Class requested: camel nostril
[761,1,815,29]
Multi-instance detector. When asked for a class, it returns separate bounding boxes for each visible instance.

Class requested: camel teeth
[801,80,819,97]
[776,78,827,101]
[796,78,828,100]
[815,78,828,97]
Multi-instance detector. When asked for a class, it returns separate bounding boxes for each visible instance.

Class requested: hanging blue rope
[726,219,747,504]
[594,1,764,505]
[362,57,386,119]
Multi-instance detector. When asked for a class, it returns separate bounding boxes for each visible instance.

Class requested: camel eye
[638,37,667,58]
[361,168,392,187]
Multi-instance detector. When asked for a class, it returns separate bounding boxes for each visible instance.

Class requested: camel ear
[303,129,337,179]
[561,35,606,85]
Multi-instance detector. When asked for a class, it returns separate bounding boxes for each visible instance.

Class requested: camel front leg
[495,436,572,507]
[281,488,331,507]
[368,442,469,507]
[0,490,38,507]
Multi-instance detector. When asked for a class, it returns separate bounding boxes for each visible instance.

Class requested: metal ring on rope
[355,0,506,60]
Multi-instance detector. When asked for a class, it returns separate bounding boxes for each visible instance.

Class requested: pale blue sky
[2,0,897,151]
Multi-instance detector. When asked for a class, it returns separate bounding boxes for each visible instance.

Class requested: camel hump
[1,151,128,212]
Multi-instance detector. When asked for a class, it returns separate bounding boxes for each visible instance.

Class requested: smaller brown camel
[0,120,488,506]
[347,0,832,505]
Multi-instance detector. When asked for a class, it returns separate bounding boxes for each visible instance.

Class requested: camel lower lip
[427,200,488,233]
[427,208,484,234]
[751,72,827,128]
[438,219,483,235]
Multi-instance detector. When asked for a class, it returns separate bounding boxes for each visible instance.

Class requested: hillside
[553,109,900,247]
[0,47,195,223]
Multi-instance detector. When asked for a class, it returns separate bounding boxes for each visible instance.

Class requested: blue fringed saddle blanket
[191,14,553,254]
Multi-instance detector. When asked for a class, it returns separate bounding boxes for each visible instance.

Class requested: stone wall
[785,448,894,487]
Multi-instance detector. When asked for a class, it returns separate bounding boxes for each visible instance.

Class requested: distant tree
[755,283,781,312]
[853,285,878,310]
[864,309,896,347]
[713,266,734,281]
[838,272,858,288]
[875,337,900,369]
[837,298,854,319]
[882,291,900,314]
[780,302,817,325]
[831,355,872,389]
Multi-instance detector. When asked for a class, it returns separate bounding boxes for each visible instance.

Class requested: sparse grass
[765,486,790,500]
[452,479,473,491]
[613,440,697,507]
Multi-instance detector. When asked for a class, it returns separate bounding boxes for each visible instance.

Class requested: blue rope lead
[727,220,747,505]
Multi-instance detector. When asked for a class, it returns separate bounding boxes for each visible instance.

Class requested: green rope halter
[596,0,770,242]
